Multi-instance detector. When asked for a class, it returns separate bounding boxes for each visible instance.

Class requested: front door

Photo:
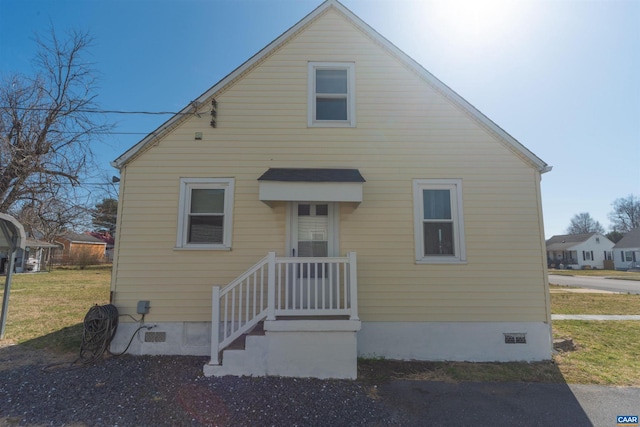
[289,202,338,309]
[291,202,335,258]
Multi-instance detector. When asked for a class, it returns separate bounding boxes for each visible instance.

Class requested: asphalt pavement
[378,380,640,426]
[549,274,640,294]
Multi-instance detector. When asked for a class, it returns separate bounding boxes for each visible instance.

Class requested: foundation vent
[144,331,166,343]
[504,333,526,344]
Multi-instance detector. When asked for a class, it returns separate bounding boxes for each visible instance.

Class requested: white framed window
[176,178,234,250]
[308,62,355,127]
[413,179,466,264]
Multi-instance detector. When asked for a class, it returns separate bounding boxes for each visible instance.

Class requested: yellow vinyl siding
[112,8,548,324]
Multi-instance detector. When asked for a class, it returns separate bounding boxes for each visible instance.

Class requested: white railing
[210,252,358,365]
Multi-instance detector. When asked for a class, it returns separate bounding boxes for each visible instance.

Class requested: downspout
[109,165,126,304]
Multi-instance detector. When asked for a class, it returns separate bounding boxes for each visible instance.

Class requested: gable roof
[57,232,106,245]
[25,238,60,249]
[546,233,598,251]
[111,0,550,174]
[613,228,640,249]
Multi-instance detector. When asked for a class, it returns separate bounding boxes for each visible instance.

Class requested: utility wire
[1,106,203,116]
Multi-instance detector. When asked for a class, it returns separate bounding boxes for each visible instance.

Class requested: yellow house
[110,0,552,379]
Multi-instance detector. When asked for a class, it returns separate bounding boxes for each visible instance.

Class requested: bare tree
[0,28,110,215]
[13,191,91,241]
[566,212,605,235]
[609,194,640,233]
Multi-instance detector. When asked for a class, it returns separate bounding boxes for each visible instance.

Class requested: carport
[0,213,26,339]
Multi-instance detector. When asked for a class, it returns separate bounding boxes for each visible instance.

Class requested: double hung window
[308,62,355,127]
[413,179,466,263]
[176,178,234,249]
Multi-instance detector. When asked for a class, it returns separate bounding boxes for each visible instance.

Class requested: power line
[0,106,197,116]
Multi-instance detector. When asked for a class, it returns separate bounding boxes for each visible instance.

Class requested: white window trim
[308,62,356,128]
[413,179,466,264]
[176,177,234,250]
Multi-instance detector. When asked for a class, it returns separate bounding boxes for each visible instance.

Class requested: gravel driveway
[0,347,406,426]
[4,345,638,426]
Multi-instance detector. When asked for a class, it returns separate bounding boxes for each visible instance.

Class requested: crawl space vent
[504,333,527,344]
[144,331,166,343]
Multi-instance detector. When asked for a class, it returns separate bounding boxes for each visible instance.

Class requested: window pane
[191,189,224,214]
[423,189,451,220]
[316,69,347,93]
[188,216,223,243]
[423,222,454,255]
[298,204,310,216]
[315,204,328,216]
[316,97,347,120]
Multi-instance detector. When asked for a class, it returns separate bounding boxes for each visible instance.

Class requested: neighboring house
[546,233,614,270]
[54,232,107,265]
[0,237,56,274]
[612,228,640,271]
[109,0,552,379]
[19,238,59,273]
[89,232,115,262]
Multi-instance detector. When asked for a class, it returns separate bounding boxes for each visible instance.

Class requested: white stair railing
[210,252,357,365]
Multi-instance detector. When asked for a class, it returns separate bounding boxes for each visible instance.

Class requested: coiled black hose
[79,304,119,364]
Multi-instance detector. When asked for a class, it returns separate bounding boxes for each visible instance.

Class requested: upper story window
[308,62,355,127]
[413,179,466,264]
[176,178,234,250]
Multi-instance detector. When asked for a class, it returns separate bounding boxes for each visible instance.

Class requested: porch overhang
[258,168,365,204]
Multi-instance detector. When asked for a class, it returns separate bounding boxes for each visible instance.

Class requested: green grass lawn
[551,292,640,314]
[553,320,640,386]
[0,265,111,352]
[2,267,640,385]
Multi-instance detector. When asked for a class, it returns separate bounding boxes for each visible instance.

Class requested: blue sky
[1,0,638,238]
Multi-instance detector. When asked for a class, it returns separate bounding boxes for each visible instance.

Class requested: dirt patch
[358,358,566,384]
[0,340,76,372]
[358,359,459,384]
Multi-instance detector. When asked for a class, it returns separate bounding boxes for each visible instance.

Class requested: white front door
[291,202,336,258]
[288,202,338,309]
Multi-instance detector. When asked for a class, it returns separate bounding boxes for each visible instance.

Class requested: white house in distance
[613,228,640,271]
[546,233,614,270]
[109,0,553,379]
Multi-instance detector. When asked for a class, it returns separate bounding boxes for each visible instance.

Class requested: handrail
[210,252,357,365]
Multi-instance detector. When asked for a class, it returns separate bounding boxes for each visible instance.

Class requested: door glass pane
[297,241,328,258]
[191,189,224,213]
[316,98,347,120]
[315,204,328,216]
[298,204,310,216]
[423,222,454,255]
[316,69,347,93]
[423,189,451,220]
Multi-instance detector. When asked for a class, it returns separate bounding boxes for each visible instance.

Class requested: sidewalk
[552,314,640,320]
